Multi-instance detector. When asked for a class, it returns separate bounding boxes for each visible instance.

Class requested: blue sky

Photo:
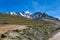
[0,0,60,18]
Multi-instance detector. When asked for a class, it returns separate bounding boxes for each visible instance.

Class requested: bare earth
[49,32,60,40]
[0,24,28,34]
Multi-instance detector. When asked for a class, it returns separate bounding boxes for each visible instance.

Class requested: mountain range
[5,11,60,25]
[0,11,60,25]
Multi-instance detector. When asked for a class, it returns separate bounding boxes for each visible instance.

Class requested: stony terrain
[0,24,60,40]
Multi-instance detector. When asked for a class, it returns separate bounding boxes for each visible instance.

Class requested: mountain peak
[25,11,30,14]
[25,11,32,15]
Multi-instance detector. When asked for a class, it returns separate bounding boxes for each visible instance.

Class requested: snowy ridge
[6,11,32,18]
[19,11,32,18]
[6,12,17,15]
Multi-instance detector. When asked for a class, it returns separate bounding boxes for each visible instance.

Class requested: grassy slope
[0,14,55,26]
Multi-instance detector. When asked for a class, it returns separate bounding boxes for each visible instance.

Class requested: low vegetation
[0,14,55,26]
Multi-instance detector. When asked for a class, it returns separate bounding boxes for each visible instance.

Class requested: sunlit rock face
[49,32,60,40]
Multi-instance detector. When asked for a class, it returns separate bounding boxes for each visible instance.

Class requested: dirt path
[0,24,28,34]
[49,32,60,40]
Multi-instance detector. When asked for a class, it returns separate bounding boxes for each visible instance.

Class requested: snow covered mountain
[6,12,18,15]
[20,11,32,18]
[30,12,60,25]
[6,11,60,22]
[31,12,59,21]
[6,11,32,18]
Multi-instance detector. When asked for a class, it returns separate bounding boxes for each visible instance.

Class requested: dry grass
[0,24,28,34]
[0,14,55,26]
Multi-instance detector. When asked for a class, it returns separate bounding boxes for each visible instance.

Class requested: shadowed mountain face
[32,12,60,25]
[31,12,60,21]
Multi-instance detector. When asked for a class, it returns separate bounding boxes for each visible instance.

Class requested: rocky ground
[0,24,60,40]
